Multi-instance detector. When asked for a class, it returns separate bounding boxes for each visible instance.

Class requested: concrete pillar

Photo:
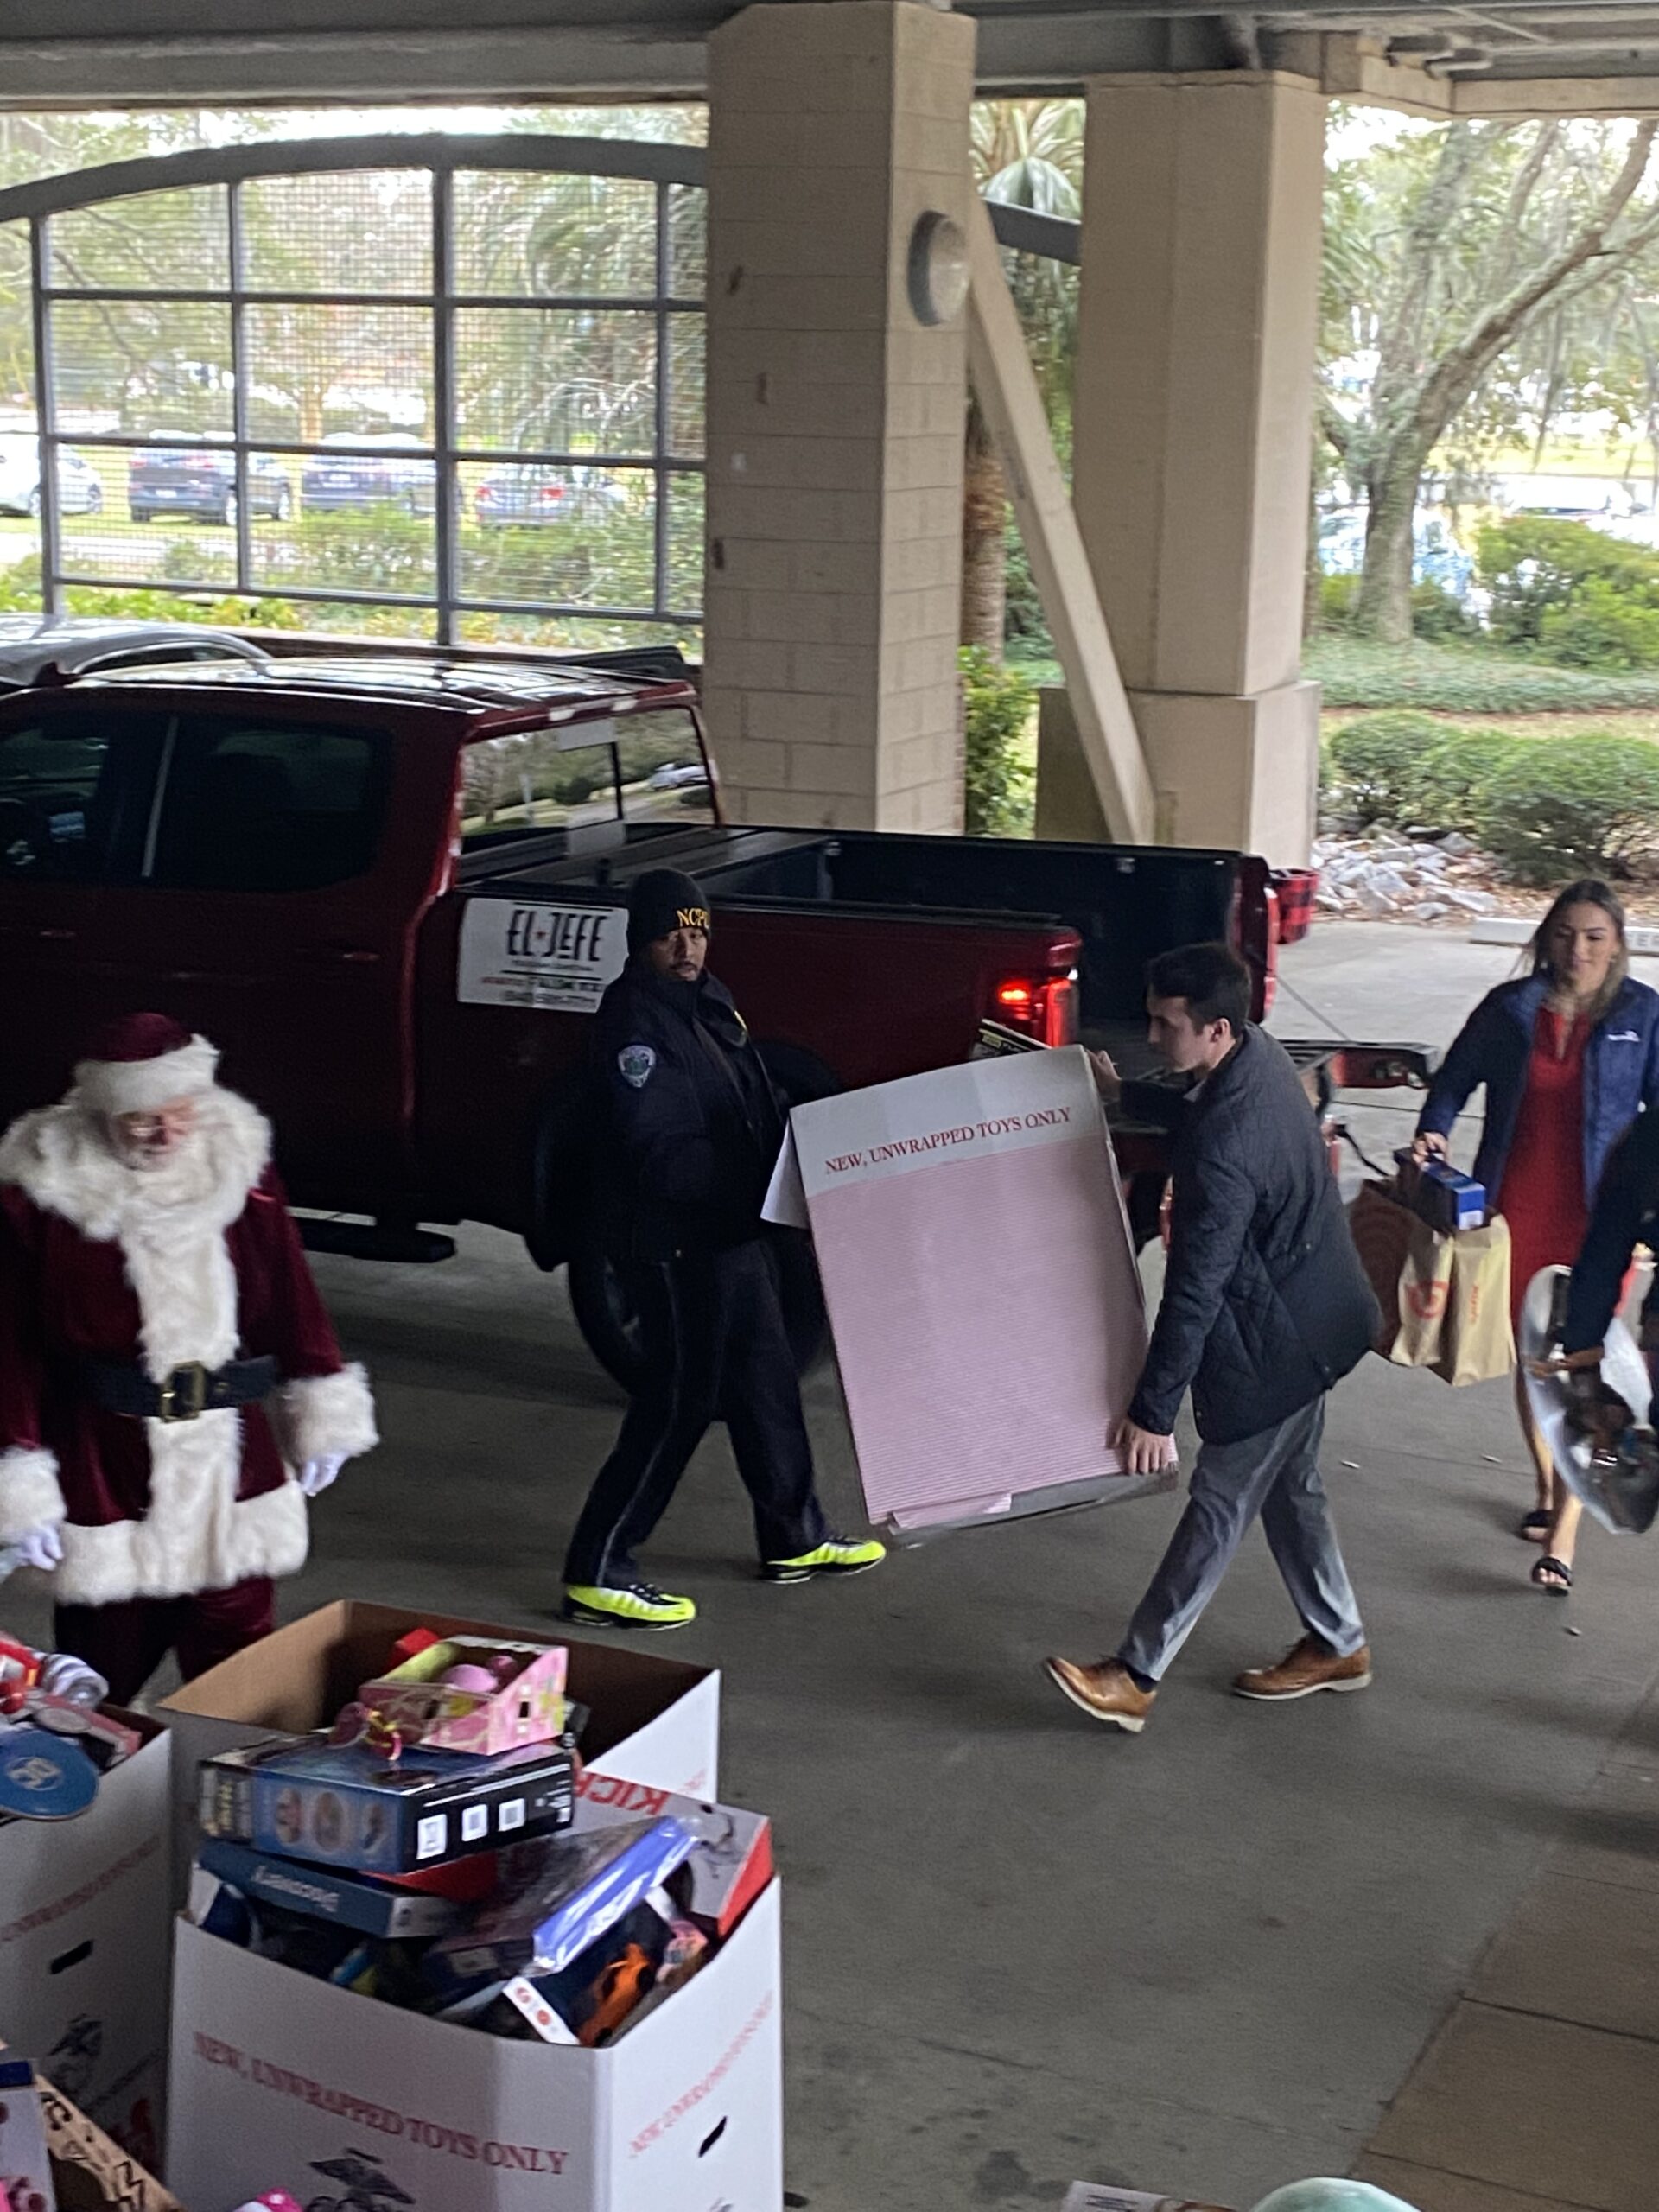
[1073,72,1325,864]
[702,0,974,832]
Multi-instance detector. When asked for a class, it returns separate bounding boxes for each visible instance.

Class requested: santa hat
[73,1013,220,1117]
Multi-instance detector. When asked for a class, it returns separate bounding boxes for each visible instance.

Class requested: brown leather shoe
[1233,1635,1372,1701]
[1043,1656,1155,1732]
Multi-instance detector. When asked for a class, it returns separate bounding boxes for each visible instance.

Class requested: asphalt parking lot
[10,918,1653,2209]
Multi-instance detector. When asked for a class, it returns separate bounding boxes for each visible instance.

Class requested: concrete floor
[10,920,1658,2209]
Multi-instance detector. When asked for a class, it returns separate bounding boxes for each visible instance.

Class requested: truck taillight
[990,972,1078,1047]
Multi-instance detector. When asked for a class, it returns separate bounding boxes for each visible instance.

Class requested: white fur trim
[0,1090,270,1382]
[73,1034,219,1117]
[270,1364,378,1468]
[54,1422,309,1607]
[0,1446,65,1547]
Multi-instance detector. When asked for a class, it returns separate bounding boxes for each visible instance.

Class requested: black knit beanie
[627,868,712,955]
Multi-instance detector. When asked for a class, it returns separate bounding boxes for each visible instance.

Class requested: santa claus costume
[0,1013,376,1701]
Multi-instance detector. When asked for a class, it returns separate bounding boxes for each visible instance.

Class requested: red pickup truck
[0,650,1427,1379]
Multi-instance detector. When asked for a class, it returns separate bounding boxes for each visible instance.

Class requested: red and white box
[167,1881,782,2212]
[0,1719,170,2171]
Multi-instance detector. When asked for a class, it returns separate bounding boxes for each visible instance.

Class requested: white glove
[10,1522,64,1572]
[298,1454,346,1499]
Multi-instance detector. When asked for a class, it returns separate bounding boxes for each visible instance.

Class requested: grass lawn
[1008,634,1659,730]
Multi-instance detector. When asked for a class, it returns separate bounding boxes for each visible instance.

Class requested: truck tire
[567,1039,836,1395]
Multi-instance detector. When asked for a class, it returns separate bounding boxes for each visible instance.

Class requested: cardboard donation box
[167,1878,783,2212]
[768,1046,1167,1532]
[0,1720,171,2171]
[38,2075,186,2212]
[158,1601,721,1900]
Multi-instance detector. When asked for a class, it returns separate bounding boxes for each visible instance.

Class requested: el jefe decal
[457,900,627,1013]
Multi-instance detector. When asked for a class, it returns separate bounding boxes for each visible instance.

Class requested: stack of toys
[186,1627,772,2051]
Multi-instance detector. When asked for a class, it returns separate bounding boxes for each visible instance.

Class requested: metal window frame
[0,135,713,644]
[0,132,1066,643]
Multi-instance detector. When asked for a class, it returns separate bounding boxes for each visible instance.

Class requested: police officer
[562,868,886,1629]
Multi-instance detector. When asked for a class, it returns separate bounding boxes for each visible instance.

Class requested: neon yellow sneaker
[761,1534,887,1584]
[563,1580,697,1630]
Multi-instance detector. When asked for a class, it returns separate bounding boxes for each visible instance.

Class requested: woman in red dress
[1415,882,1659,1592]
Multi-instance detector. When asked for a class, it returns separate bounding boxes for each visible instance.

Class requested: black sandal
[1519,1510,1551,1543]
[1532,1555,1573,1592]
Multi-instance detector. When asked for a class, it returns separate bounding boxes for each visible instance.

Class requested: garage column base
[1035,680,1319,866]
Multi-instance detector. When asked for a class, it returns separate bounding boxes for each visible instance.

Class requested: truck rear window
[460,709,711,848]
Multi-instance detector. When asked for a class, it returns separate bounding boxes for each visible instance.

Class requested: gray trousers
[1117,1395,1365,1683]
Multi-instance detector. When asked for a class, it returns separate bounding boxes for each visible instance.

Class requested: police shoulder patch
[618,1043,657,1089]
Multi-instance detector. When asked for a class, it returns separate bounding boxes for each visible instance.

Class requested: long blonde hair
[1528,878,1630,1024]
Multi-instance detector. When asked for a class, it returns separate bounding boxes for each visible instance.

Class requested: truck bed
[462,823,1264,1028]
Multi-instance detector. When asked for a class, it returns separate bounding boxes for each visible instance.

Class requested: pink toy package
[356,1636,569,1756]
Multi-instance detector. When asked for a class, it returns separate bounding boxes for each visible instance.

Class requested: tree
[1324,116,1659,642]
[965,99,1081,656]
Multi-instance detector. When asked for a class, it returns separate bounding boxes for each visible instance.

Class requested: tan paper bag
[1347,1179,1452,1367]
[1433,1215,1515,1386]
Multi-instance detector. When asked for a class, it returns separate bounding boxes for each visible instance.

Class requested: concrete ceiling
[4,0,1659,110]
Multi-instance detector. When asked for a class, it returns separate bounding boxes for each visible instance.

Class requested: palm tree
[965,99,1082,656]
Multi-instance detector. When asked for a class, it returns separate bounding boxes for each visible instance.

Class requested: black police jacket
[1127,1025,1381,1446]
[588,963,785,1261]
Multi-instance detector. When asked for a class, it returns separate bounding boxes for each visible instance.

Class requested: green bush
[1539,578,1659,671]
[1478,516,1659,649]
[1003,520,1051,654]
[1476,735,1659,884]
[1327,711,1446,826]
[1404,728,1532,834]
[1411,579,1478,643]
[1318,572,1361,630]
[960,645,1035,838]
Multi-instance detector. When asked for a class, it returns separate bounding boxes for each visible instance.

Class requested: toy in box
[198,1733,575,1873]
[574,1770,773,1939]
[355,1635,569,1757]
[423,1815,697,2004]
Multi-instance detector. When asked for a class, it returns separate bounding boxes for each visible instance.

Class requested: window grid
[23,154,708,644]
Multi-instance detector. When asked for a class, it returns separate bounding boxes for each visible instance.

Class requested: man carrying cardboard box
[1046,945,1378,1733]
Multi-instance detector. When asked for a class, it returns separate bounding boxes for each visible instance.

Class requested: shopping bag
[1347,1179,1452,1367]
[1433,1215,1515,1386]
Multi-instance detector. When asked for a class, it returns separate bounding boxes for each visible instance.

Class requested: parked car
[0,616,269,691]
[301,433,436,516]
[128,444,292,526]
[473,465,629,527]
[0,649,1432,1387]
[645,760,708,790]
[0,435,103,519]
[1318,506,1474,598]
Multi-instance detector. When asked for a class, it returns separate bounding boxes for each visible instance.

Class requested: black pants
[564,1238,826,1586]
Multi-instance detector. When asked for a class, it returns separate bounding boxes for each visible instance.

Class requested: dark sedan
[128,446,292,526]
[301,434,435,515]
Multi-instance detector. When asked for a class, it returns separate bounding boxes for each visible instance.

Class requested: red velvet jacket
[0,1089,376,1605]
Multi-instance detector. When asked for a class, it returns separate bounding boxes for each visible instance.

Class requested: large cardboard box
[767,1047,1169,1533]
[168,1881,782,2212]
[0,1724,171,2173]
[158,1601,721,1901]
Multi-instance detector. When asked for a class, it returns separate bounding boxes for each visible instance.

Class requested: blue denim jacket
[1416,972,1659,1203]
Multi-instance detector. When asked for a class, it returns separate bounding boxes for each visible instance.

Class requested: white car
[0,435,104,518]
[646,761,709,790]
[0,616,270,691]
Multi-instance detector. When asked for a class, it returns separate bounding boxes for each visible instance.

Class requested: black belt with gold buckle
[85,1355,280,1424]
